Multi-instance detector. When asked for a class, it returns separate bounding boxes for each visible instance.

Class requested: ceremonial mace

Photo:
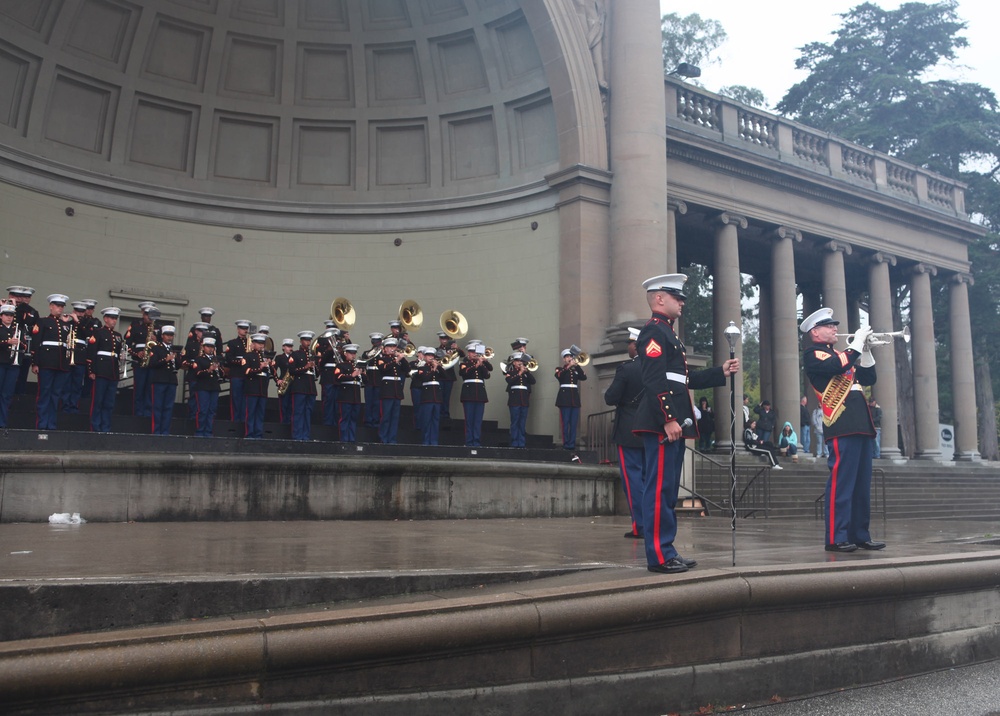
[724,321,742,566]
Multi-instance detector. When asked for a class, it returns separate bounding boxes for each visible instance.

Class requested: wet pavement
[3,514,1000,582]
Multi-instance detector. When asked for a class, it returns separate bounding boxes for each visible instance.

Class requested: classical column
[711,212,747,449]
[909,263,942,460]
[949,273,981,460]
[666,198,687,274]
[757,278,772,404]
[769,227,802,435]
[608,0,669,324]
[867,252,901,458]
[821,241,852,349]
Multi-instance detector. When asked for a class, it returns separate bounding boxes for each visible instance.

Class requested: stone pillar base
[954,451,982,462]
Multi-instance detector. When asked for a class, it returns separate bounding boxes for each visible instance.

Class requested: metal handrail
[690,448,770,519]
[586,409,616,464]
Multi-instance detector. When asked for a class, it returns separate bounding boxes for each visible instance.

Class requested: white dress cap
[297,330,315,340]
[259,325,270,333]
[343,344,359,353]
[161,325,176,334]
[101,307,121,317]
[642,273,688,299]
[199,307,215,316]
[627,326,641,342]
[281,338,294,346]
[235,320,251,328]
[202,337,217,346]
[561,348,573,358]
[383,337,399,347]
[800,307,840,334]
[47,293,69,305]
[0,303,15,315]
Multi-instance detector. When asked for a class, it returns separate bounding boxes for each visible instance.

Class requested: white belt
[74,339,86,345]
[323,363,337,368]
[96,351,116,357]
[343,380,362,386]
[423,380,440,386]
[666,371,687,384]
[850,384,864,392]
[559,384,579,389]
[383,376,402,381]
[464,379,484,384]
[41,341,65,347]
[511,385,529,390]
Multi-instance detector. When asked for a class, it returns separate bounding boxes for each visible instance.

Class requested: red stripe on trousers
[828,438,841,544]
[654,441,666,564]
[619,445,637,532]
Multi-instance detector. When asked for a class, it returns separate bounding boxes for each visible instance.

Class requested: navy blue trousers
[36,368,69,430]
[291,393,314,441]
[194,390,218,437]
[0,363,19,427]
[559,406,580,450]
[90,377,117,433]
[422,402,441,445]
[463,401,485,446]
[379,398,400,444]
[62,363,86,413]
[228,378,245,422]
[245,394,266,439]
[150,382,174,435]
[132,366,151,416]
[618,444,645,536]
[641,433,685,567]
[322,383,338,426]
[825,435,874,545]
[338,402,360,442]
[509,405,529,447]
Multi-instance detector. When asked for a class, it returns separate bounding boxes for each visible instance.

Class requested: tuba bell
[399,299,423,332]
[569,344,590,367]
[439,310,468,340]
[330,297,356,331]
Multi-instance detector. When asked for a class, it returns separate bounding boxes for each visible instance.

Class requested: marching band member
[9,285,38,394]
[318,329,341,427]
[334,343,363,442]
[79,299,100,403]
[197,307,223,347]
[505,351,535,448]
[223,320,251,422]
[437,331,460,420]
[459,342,492,447]
[376,336,410,444]
[274,338,294,425]
[258,325,275,355]
[288,330,317,441]
[603,327,645,538]
[362,332,384,428]
[555,348,587,452]
[182,323,208,420]
[191,336,223,437]
[124,302,159,417]
[417,349,446,445]
[801,308,883,553]
[148,325,179,436]
[60,300,88,414]
[0,302,22,427]
[243,333,271,439]
[85,307,124,433]
[31,294,73,430]
[409,346,427,432]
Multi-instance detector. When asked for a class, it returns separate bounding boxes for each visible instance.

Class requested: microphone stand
[724,321,742,567]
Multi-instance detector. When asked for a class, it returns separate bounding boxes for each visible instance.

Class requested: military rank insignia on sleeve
[645,340,662,358]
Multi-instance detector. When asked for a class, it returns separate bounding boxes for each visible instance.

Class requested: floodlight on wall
[667,62,701,79]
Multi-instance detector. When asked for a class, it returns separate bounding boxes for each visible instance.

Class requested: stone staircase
[694,453,1000,521]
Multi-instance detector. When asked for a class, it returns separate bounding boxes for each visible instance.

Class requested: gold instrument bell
[399,299,422,331]
[439,310,468,340]
[330,297,356,331]
[569,344,590,367]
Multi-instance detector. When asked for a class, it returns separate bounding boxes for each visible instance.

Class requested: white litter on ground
[48,513,86,524]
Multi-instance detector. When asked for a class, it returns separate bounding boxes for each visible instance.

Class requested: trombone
[569,344,590,367]
[836,326,910,346]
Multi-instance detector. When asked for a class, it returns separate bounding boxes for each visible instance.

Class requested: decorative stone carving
[573,0,606,89]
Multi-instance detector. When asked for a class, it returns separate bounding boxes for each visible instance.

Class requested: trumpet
[10,321,21,365]
[440,349,461,370]
[569,344,590,367]
[836,326,910,346]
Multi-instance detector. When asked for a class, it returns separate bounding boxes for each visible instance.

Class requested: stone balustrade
[665,78,966,216]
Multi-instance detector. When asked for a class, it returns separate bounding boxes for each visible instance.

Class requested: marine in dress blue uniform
[376,337,410,444]
[505,351,535,448]
[61,301,89,414]
[148,325,179,436]
[554,349,587,451]
[459,342,491,447]
[633,274,740,574]
[603,327,646,539]
[274,339,294,425]
[190,337,223,437]
[317,329,342,427]
[243,334,271,439]
[288,331,317,441]
[124,302,159,417]
[801,308,884,553]
[417,350,447,446]
[223,320,251,422]
[181,323,208,420]
[362,333,384,428]
[8,285,39,395]
[0,302,23,427]
[334,344,363,443]
[31,294,73,430]
[85,307,124,433]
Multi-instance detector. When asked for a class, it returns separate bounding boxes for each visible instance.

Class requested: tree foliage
[778,0,1000,458]
[718,85,767,108]
[661,12,727,74]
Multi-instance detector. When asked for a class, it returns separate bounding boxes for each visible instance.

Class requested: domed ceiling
[0,0,559,218]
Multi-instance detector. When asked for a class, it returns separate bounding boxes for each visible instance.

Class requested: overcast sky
[658,0,999,110]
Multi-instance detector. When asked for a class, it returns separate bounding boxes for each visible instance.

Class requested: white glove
[858,344,876,367]
[846,326,873,353]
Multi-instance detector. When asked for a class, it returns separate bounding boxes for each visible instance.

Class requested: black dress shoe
[825,541,858,553]
[624,531,644,539]
[677,556,698,568]
[647,558,689,574]
[855,540,886,550]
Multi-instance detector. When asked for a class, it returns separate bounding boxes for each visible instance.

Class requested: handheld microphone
[660,418,693,444]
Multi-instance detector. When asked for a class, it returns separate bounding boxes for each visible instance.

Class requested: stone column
[666,198,686,274]
[909,263,942,460]
[822,241,852,348]
[608,0,669,324]
[867,252,901,458]
[769,227,802,436]
[711,212,747,450]
[949,273,980,461]
[757,279,773,405]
